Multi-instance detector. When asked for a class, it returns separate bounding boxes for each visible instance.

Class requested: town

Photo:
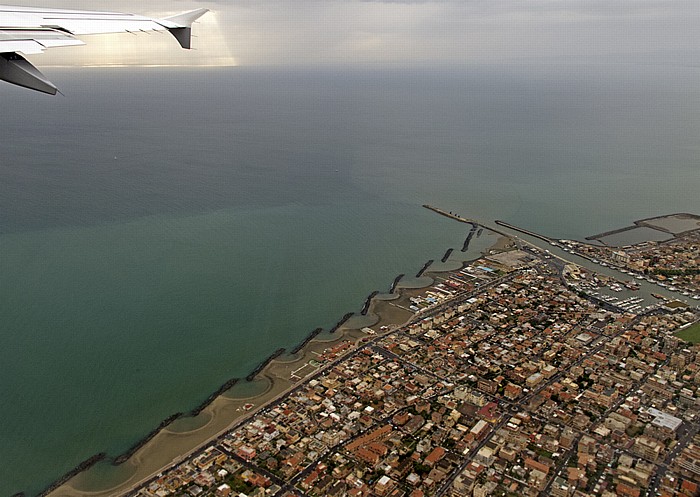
[130,231,700,497]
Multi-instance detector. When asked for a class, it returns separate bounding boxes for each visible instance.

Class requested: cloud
[12,0,700,67]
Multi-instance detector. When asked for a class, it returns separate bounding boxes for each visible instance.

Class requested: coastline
[46,231,511,497]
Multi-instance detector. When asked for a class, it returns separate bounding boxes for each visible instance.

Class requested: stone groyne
[441,248,453,262]
[361,291,379,315]
[461,226,476,252]
[245,348,286,382]
[189,378,241,417]
[328,313,354,334]
[38,453,107,497]
[113,413,184,465]
[389,274,404,293]
[290,327,324,354]
[416,260,433,278]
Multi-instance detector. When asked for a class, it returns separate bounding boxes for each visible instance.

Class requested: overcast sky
[12,0,700,67]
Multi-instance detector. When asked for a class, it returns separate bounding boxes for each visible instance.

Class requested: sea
[1,62,699,496]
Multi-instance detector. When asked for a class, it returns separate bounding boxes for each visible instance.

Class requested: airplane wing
[0,5,208,94]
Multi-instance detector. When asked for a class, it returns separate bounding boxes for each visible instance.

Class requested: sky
[8,0,700,67]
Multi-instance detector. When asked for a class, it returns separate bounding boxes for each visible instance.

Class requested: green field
[676,322,700,343]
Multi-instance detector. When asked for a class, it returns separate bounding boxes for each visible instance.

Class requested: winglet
[164,8,209,27]
[163,8,209,49]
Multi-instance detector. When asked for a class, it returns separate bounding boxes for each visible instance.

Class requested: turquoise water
[0,199,469,495]
[1,64,699,495]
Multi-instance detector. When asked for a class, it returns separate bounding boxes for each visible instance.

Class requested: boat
[651,293,665,300]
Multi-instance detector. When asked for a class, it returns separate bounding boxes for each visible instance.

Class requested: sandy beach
[47,233,510,497]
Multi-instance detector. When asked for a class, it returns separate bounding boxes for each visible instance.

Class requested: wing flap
[0,39,45,54]
[1,28,84,52]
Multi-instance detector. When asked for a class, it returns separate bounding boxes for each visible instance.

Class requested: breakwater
[422,204,474,224]
[422,205,514,242]
[361,291,379,315]
[494,220,554,244]
[585,225,636,242]
[328,313,354,334]
[389,274,404,293]
[441,248,453,263]
[291,327,324,354]
[416,260,433,278]
[38,453,106,497]
[189,377,241,417]
[246,348,286,382]
[461,226,476,252]
[113,413,183,465]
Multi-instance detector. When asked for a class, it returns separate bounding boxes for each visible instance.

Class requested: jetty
[422,205,511,239]
[495,220,555,244]
[423,205,477,226]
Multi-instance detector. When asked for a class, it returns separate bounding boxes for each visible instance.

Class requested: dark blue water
[0,64,698,496]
